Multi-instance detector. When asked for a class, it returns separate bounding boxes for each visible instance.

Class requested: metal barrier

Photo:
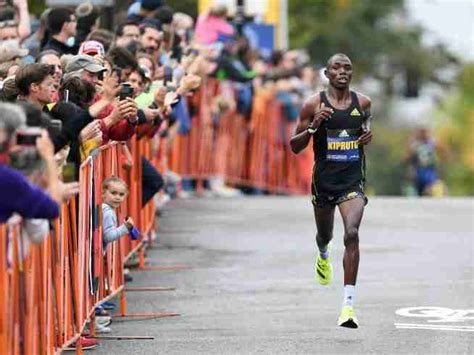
[0,79,311,354]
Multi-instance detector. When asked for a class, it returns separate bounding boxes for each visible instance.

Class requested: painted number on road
[395,307,474,332]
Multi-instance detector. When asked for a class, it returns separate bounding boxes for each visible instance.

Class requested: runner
[290,53,373,328]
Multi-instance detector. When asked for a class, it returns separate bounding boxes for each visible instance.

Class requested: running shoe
[338,305,359,328]
[315,249,332,285]
[64,337,97,351]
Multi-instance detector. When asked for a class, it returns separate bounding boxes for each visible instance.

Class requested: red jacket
[94,94,135,143]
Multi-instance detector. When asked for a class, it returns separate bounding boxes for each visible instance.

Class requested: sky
[406,0,474,60]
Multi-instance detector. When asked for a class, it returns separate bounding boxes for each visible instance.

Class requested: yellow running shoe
[338,305,359,328]
[315,249,332,285]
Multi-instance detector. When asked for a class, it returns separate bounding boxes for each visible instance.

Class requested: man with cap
[65,54,106,86]
[79,40,105,57]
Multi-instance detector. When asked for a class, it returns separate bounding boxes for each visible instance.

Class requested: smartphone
[119,83,134,100]
[16,127,42,146]
[163,66,173,84]
[97,70,104,81]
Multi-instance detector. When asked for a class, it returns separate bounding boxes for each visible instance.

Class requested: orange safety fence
[168,78,312,194]
[0,79,310,354]
[0,138,157,354]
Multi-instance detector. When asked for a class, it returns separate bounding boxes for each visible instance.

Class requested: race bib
[326,129,360,162]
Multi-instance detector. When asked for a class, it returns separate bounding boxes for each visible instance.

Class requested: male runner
[290,53,373,328]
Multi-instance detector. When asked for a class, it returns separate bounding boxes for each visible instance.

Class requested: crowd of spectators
[0,0,320,349]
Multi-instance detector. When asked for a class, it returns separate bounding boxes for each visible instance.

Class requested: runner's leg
[338,197,365,285]
[313,204,336,252]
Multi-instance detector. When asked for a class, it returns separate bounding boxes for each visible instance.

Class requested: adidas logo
[339,130,349,138]
[350,108,361,116]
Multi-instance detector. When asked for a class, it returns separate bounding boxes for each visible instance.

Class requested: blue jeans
[141,157,164,206]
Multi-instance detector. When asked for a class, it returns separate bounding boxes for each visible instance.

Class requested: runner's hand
[358,128,373,145]
[309,103,333,129]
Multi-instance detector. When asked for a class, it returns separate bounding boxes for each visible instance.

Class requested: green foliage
[288,0,455,85]
[365,124,411,195]
[435,64,474,196]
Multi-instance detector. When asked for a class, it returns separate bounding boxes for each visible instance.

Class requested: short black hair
[326,53,351,69]
[139,23,161,35]
[107,47,138,70]
[115,21,139,37]
[15,64,55,96]
[47,8,74,35]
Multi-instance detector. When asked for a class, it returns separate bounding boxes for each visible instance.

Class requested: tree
[288,0,457,91]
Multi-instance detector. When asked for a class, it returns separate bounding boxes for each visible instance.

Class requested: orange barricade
[1,79,310,355]
[0,138,161,354]
[168,79,312,194]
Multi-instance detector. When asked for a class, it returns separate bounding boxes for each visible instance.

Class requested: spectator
[102,176,135,250]
[15,63,56,109]
[139,23,163,56]
[114,21,140,48]
[0,43,28,65]
[79,40,105,57]
[36,50,63,92]
[195,4,234,45]
[0,103,78,222]
[65,54,106,86]
[44,8,78,55]
[75,2,100,45]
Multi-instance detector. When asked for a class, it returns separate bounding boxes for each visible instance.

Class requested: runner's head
[325,53,352,90]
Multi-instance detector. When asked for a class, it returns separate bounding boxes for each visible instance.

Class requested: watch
[307,126,317,135]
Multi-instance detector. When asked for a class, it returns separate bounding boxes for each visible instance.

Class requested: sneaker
[95,316,112,327]
[338,305,359,328]
[64,337,97,351]
[315,249,332,285]
[95,322,111,334]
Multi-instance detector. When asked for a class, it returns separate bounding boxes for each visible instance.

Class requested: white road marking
[395,323,474,332]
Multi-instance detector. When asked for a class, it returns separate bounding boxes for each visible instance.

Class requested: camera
[119,83,134,100]
[10,127,42,172]
[16,127,42,146]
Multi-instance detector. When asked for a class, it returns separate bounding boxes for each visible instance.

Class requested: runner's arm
[289,97,319,154]
[358,95,373,146]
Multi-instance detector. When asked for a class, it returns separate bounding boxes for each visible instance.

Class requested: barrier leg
[116,288,179,319]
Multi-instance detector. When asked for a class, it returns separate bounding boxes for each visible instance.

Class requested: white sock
[343,285,355,306]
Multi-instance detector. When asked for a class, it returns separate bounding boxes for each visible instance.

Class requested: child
[95,176,134,334]
[102,176,134,249]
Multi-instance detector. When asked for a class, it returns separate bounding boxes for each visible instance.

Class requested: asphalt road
[95,197,474,355]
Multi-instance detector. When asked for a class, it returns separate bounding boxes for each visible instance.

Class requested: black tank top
[312,91,366,193]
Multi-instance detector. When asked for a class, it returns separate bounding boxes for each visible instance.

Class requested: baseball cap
[65,54,106,74]
[79,41,105,56]
[0,45,28,64]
